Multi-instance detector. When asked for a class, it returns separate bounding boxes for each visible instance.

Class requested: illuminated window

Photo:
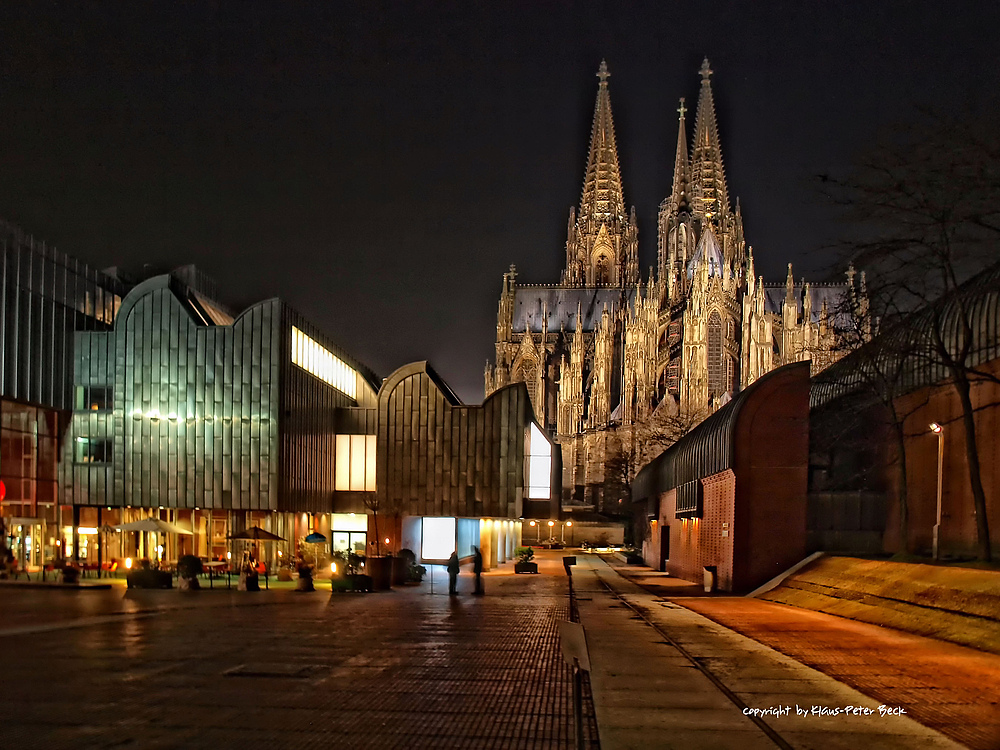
[74,438,112,464]
[335,434,376,491]
[290,327,357,398]
[527,423,551,499]
[74,386,113,411]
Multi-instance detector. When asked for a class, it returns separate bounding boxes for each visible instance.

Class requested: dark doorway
[659,525,670,572]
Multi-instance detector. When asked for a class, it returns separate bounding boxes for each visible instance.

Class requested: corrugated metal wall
[376,362,540,519]
[278,307,377,513]
[0,226,124,409]
[63,276,282,510]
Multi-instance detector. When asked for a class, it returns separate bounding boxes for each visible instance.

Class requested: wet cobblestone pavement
[0,556,598,749]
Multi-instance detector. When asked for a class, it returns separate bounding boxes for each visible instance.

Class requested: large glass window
[527,422,552,499]
[335,434,376,491]
[290,326,357,398]
[73,438,113,464]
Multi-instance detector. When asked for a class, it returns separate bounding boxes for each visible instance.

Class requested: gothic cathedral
[485,60,864,510]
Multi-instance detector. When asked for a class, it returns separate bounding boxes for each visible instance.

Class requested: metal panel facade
[375,362,550,520]
[62,276,282,510]
[278,307,378,513]
[0,224,124,409]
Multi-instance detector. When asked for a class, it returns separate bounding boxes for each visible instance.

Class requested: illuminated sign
[421,517,456,561]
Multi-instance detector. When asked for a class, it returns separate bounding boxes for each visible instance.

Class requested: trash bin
[703,566,716,594]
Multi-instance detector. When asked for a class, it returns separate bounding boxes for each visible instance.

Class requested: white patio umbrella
[115,518,193,561]
[115,518,193,535]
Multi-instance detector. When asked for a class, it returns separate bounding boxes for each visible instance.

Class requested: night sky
[1,2,998,402]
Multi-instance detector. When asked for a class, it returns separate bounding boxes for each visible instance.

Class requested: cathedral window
[707,311,724,398]
[595,255,612,286]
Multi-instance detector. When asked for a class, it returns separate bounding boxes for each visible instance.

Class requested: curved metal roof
[633,361,810,500]
[811,260,1000,409]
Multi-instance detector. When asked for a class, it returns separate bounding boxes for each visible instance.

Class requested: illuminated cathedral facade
[485,60,863,508]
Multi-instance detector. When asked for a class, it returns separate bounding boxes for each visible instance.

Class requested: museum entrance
[5,517,46,570]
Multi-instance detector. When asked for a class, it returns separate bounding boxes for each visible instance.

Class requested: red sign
[0,479,5,502]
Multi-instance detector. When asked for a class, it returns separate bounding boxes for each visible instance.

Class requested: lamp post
[561,520,573,545]
[929,423,944,560]
[529,520,538,543]
[548,519,555,544]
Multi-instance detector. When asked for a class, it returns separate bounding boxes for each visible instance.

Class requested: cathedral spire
[579,60,625,228]
[563,60,638,289]
[669,97,689,213]
[690,58,729,223]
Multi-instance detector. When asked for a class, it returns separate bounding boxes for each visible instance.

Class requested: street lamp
[929,423,944,560]
[529,519,538,543]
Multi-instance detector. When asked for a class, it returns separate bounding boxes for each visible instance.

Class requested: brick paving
[0,554,598,750]
[677,597,1000,750]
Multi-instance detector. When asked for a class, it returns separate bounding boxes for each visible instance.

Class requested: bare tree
[603,404,705,544]
[823,112,1000,560]
[814,285,928,553]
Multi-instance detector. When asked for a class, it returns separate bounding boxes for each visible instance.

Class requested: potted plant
[346,552,372,593]
[295,555,315,592]
[362,491,399,590]
[514,547,538,574]
[61,563,81,585]
[396,548,426,584]
[177,555,202,591]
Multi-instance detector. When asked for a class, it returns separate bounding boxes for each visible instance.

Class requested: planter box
[366,557,393,590]
[391,556,407,586]
[514,562,538,574]
[348,574,373,592]
[127,569,173,589]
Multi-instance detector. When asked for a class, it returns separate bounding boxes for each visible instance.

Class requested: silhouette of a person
[447,551,460,595]
[472,545,484,595]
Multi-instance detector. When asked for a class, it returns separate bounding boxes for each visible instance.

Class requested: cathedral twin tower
[486,59,853,507]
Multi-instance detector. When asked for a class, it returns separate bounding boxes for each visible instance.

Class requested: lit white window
[335,433,376,491]
[527,422,551,499]
[290,326,357,398]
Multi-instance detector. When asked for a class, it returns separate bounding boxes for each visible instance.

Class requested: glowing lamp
[227,551,232,560]
[331,563,337,574]
[929,422,942,433]
[529,521,536,527]
[566,521,573,527]
[548,520,555,527]
[385,537,390,545]
[125,557,133,570]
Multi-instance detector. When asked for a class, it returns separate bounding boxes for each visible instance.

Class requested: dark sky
[1,2,998,402]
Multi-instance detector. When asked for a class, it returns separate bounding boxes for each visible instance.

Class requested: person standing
[473,545,484,595]
[447,550,460,595]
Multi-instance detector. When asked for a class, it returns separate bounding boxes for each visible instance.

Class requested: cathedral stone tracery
[484,59,865,509]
